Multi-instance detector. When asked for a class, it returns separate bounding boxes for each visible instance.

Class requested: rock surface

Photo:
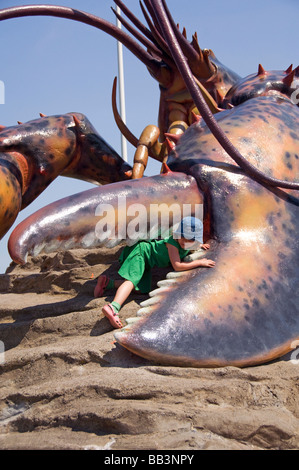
[0,246,299,450]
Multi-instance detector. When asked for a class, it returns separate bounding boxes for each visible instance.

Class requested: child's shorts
[118,242,152,293]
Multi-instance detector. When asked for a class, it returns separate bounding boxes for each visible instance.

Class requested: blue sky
[0,0,298,273]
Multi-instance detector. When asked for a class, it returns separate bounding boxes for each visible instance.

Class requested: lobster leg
[8,170,203,265]
[0,113,132,239]
[132,125,161,178]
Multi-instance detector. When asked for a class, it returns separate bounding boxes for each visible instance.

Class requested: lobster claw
[0,113,133,240]
[0,152,22,239]
[63,113,132,184]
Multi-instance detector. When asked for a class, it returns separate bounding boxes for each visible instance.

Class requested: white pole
[115,5,128,162]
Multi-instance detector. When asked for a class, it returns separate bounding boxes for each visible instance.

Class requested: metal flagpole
[115,5,128,162]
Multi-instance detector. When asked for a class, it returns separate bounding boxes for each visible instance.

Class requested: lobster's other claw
[8,171,203,265]
[0,112,132,241]
[63,113,132,184]
[0,113,132,213]
[0,152,22,238]
[0,115,77,209]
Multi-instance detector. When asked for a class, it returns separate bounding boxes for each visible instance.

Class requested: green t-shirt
[118,236,189,293]
[145,236,190,268]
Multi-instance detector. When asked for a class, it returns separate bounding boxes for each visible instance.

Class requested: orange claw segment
[0,156,22,239]
[0,113,133,241]
[12,151,33,203]
[0,114,80,210]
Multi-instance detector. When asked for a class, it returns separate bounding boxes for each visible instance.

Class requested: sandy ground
[0,246,298,450]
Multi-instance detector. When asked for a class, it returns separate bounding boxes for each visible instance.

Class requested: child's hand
[201,243,210,250]
[200,258,216,267]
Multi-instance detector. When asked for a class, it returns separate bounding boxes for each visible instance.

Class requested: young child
[94,216,215,329]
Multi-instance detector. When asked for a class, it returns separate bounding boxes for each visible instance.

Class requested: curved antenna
[112,1,173,68]
[151,0,299,190]
[0,4,162,76]
[112,78,138,149]
[112,78,163,162]
[139,1,170,57]
[112,6,162,58]
[159,0,200,65]
[114,0,156,45]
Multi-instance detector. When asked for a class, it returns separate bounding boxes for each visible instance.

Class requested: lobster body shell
[157,52,241,136]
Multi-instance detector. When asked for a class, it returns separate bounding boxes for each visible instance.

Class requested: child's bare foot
[102,304,123,329]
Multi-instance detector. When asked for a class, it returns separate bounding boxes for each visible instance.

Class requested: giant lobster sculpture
[0,0,298,367]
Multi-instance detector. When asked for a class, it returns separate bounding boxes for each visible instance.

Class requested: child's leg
[114,279,125,289]
[94,276,131,298]
[102,280,134,329]
[113,280,135,306]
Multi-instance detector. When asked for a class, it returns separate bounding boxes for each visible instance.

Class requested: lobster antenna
[114,0,155,45]
[112,77,162,162]
[139,1,170,56]
[115,3,128,162]
[112,77,138,148]
[111,7,162,58]
[0,4,162,76]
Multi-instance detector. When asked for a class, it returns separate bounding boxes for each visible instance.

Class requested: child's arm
[166,243,216,272]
